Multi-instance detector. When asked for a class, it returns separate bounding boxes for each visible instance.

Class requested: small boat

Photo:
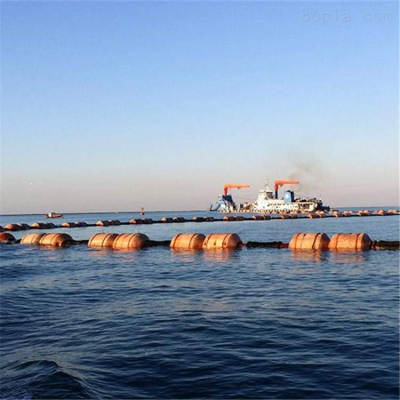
[44,212,63,219]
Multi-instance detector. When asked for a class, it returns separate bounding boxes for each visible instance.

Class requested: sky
[1,1,399,214]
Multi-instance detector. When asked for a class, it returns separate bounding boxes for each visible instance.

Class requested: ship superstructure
[253,180,328,213]
[210,179,329,213]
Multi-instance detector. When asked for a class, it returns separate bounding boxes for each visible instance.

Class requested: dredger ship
[210,180,330,213]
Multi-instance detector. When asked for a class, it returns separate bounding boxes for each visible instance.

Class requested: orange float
[170,233,206,249]
[112,233,149,250]
[39,233,73,247]
[5,224,20,231]
[0,232,16,242]
[308,214,318,219]
[96,220,110,227]
[62,222,77,228]
[31,222,45,229]
[88,233,119,248]
[129,219,142,224]
[161,217,173,223]
[328,233,372,251]
[289,233,330,250]
[202,233,242,250]
[20,233,47,245]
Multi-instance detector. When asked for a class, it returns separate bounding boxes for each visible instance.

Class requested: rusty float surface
[202,234,242,250]
[88,233,119,248]
[170,233,206,249]
[289,233,330,250]
[20,233,47,245]
[328,233,372,251]
[112,233,150,249]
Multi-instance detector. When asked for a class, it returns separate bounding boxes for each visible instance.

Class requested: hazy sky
[1,1,399,214]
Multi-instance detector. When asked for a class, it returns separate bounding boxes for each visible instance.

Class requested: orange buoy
[280,214,291,219]
[130,219,142,224]
[5,224,20,231]
[308,214,318,219]
[39,233,73,247]
[332,212,342,218]
[62,222,77,228]
[173,217,186,222]
[20,233,47,245]
[202,233,242,250]
[31,222,44,229]
[377,210,387,216]
[112,233,149,250]
[0,232,16,242]
[204,216,215,222]
[88,233,119,248]
[192,217,205,222]
[161,217,173,223]
[252,215,264,220]
[96,220,110,227]
[328,233,372,251]
[170,233,206,249]
[289,233,330,250]
[223,216,234,221]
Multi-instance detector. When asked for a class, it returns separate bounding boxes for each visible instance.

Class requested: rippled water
[1,211,399,399]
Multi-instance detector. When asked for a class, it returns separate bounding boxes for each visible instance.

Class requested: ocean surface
[1,210,399,399]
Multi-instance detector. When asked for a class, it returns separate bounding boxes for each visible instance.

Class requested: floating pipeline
[2,231,399,251]
[2,210,400,232]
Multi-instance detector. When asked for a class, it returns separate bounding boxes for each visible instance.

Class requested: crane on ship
[209,184,250,212]
[223,184,250,196]
[274,180,299,198]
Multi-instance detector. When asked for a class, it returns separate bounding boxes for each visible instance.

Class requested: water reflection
[203,248,241,262]
[329,251,366,264]
[291,250,325,263]
[170,249,203,262]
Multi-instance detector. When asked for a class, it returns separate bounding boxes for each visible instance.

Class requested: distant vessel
[209,184,250,212]
[252,180,329,213]
[44,212,63,219]
[210,180,329,213]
